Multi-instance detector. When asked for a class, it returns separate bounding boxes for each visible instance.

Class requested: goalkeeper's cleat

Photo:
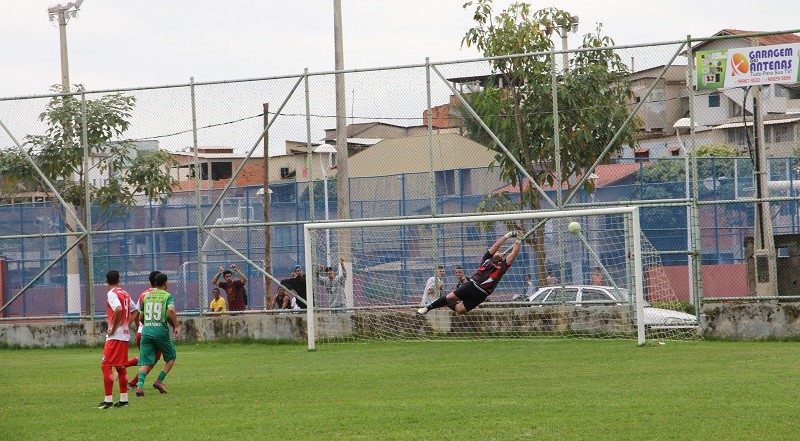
[153,381,168,394]
[417,307,428,315]
[134,387,145,397]
[113,401,129,408]
[96,401,113,409]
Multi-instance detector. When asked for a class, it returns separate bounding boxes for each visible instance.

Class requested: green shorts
[139,330,176,365]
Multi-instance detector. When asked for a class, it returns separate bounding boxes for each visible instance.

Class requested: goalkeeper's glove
[504,231,517,239]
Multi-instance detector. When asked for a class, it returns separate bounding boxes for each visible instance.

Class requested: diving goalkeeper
[417,231,521,315]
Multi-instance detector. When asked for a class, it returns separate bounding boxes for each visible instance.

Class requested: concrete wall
[702,302,800,339]
[0,314,308,348]
[3,303,800,347]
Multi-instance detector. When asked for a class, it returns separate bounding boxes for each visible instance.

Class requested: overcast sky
[2,1,799,154]
[3,0,800,96]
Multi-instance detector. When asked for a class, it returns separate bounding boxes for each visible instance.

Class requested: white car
[527,285,698,327]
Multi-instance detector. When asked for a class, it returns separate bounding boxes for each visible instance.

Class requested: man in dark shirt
[418,232,521,315]
[280,265,307,309]
[211,264,248,311]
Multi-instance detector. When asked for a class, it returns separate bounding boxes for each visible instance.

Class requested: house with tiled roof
[491,162,643,208]
[626,30,800,159]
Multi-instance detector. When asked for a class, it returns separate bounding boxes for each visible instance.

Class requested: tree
[459,1,638,283]
[0,85,177,302]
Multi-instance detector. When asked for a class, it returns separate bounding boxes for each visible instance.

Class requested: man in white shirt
[420,265,445,306]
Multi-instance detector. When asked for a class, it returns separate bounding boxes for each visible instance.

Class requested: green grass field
[1,339,799,440]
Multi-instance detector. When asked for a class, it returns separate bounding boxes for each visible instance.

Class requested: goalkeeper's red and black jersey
[470,251,511,295]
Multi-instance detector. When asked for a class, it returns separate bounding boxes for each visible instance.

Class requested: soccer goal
[302,206,696,349]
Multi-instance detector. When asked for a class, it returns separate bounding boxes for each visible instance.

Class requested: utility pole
[752,86,778,296]
[545,14,578,73]
[263,103,271,309]
[48,0,84,320]
[333,0,353,307]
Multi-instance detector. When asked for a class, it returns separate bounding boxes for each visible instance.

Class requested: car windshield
[582,289,613,303]
[533,287,578,304]
[530,286,653,307]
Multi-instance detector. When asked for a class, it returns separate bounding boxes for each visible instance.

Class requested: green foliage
[695,144,737,157]
[0,149,39,197]
[299,177,337,204]
[0,85,177,214]
[461,1,638,211]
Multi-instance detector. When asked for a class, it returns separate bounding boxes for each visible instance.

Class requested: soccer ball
[568,221,581,235]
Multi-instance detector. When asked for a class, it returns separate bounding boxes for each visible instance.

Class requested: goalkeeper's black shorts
[454,281,488,312]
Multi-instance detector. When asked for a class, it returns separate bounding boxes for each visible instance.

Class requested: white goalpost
[302,206,693,350]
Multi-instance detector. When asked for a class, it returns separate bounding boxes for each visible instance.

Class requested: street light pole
[545,15,579,73]
[48,1,83,93]
[47,0,84,320]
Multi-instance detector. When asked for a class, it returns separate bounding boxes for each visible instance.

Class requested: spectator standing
[591,267,606,286]
[546,270,557,287]
[318,257,347,310]
[453,266,469,290]
[212,264,248,311]
[98,270,137,409]
[420,265,445,306]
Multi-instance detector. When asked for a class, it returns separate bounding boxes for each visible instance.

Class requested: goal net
[302,207,697,349]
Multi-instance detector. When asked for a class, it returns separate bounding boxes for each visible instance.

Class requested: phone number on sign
[767,75,792,81]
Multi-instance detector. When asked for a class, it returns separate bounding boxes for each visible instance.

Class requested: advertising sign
[696,43,800,90]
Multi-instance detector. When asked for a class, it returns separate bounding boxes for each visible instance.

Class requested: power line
[129,95,690,144]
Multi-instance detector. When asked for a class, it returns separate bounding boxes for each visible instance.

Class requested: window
[280,167,294,179]
[460,169,472,195]
[531,288,552,303]
[582,289,612,303]
[435,170,455,196]
[634,148,649,159]
[774,85,800,99]
[708,93,720,108]
[210,162,232,180]
[774,124,794,143]
[547,288,578,304]
[727,129,748,145]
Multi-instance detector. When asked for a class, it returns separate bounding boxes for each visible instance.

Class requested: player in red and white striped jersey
[98,270,138,409]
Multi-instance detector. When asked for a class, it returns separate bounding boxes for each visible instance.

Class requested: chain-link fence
[2,31,799,322]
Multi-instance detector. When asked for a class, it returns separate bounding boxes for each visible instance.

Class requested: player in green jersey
[134,272,179,396]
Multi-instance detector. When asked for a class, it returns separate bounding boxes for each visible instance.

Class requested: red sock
[117,367,129,393]
[101,365,114,396]
[126,356,139,367]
